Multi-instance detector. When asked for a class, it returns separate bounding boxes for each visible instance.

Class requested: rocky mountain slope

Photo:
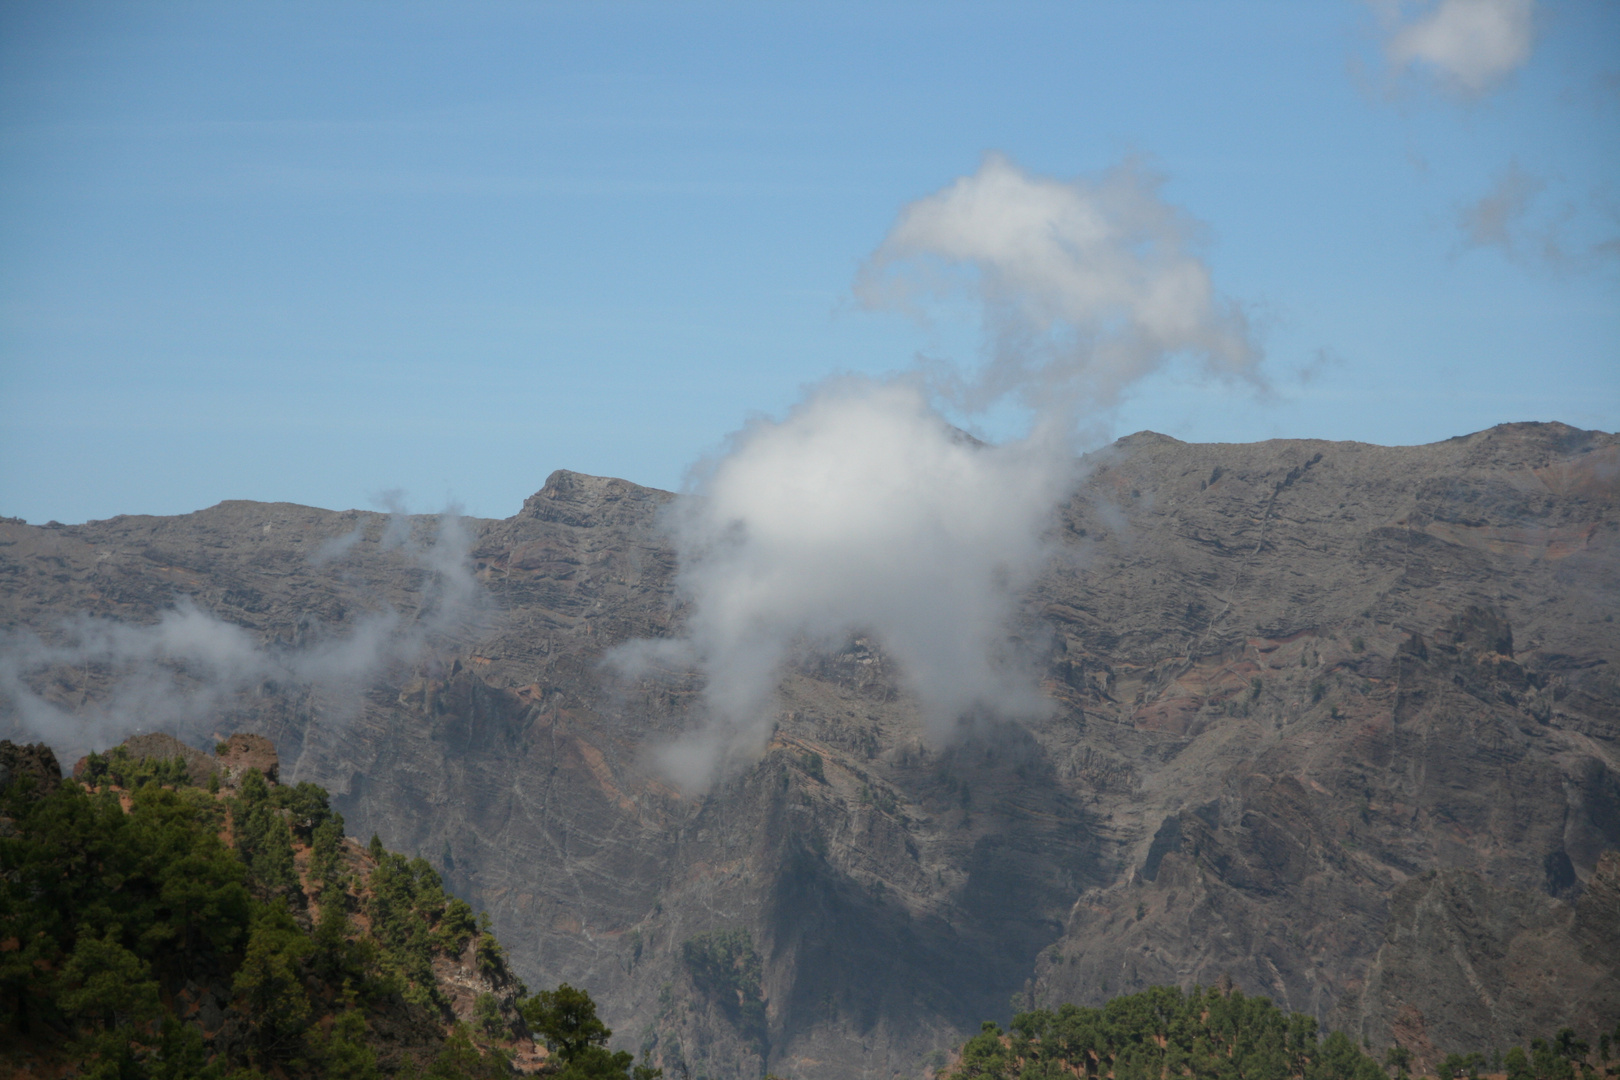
[2,422,1617,1078]
[0,734,546,1079]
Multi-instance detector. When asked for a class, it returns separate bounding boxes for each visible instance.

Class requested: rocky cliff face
[2,422,1616,1078]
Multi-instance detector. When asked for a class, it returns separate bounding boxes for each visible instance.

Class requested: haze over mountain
[3,420,1615,1079]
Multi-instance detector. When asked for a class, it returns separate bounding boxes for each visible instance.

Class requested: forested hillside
[938,985,1620,1080]
[2,733,1616,1080]
[0,737,657,1080]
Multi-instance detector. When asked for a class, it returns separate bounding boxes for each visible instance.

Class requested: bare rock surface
[2,423,1618,1078]
[1338,852,1620,1064]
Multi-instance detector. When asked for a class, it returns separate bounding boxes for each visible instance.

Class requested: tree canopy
[0,745,649,1079]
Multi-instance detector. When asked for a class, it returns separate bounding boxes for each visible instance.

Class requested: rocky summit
[2,421,1616,1079]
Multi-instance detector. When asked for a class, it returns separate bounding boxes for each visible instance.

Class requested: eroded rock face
[2,424,1617,1078]
[1337,858,1620,1070]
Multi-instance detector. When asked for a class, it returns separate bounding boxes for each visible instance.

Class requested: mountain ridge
[2,421,1617,1079]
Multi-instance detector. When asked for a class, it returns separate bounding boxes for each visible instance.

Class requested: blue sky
[2,0,1616,524]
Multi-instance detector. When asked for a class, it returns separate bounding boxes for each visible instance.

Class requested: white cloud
[615,154,1261,789]
[0,508,485,752]
[1381,0,1536,96]
[856,153,1260,422]
[617,378,1068,788]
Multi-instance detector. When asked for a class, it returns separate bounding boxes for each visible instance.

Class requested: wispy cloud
[855,153,1261,424]
[1457,161,1546,252]
[1375,0,1536,97]
[613,154,1262,790]
[0,508,486,753]
[1455,161,1620,271]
